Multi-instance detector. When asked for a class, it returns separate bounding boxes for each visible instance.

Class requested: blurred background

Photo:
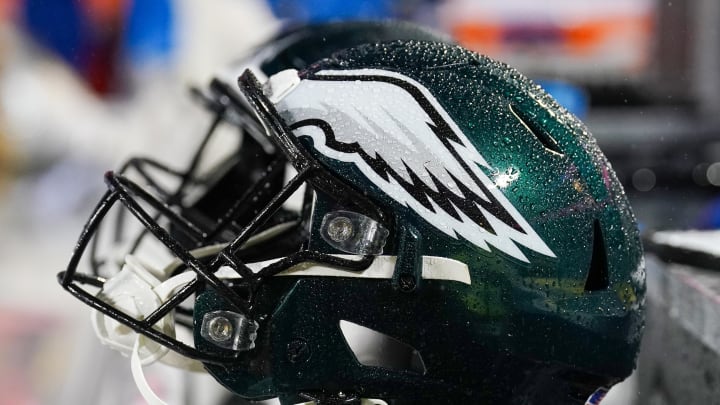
[1,0,719,404]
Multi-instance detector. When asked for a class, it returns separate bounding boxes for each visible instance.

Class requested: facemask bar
[59,73,390,363]
[58,174,252,364]
[87,78,273,279]
[237,69,390,222]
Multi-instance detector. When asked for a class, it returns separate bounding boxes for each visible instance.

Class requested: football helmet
[59,37,644,404]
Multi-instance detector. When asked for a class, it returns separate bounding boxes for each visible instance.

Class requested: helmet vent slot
[509,104,563,156]
[339,320,426,374]
[584,219,609,291]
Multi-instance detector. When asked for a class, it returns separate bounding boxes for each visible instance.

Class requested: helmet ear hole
[584,219,609,291]
[339,320,426,375]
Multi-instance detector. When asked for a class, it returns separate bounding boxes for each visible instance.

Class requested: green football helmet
[227,40,645,404]
[59,34,643,404]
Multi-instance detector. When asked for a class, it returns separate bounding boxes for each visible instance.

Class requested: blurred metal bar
[638,231,720,404]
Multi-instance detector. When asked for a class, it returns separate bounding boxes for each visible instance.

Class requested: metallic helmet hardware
[200,311,259,351]
[326,216,354,242]
[320,210,389,255]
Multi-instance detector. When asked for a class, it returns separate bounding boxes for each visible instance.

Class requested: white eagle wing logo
[269,68,555,263]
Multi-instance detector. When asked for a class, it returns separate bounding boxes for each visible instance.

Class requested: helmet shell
[198,40,644,404]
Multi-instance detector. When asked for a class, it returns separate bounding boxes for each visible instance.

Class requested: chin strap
[93,255,209,405]
[91,255,207,370]
[131,336,170,405]
[94,247,232,404]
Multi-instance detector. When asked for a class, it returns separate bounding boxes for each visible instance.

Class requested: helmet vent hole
[584,219,609,291]
[339,320,426,374]
[510,104,563,156]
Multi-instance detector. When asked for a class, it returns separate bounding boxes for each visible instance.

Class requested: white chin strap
[92,254,208,405]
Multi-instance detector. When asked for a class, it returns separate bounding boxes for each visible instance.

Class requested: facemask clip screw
[201,311,258,351]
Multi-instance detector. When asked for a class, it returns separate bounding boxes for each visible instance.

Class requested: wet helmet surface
[58,28,643,405]
[199,40,645,403]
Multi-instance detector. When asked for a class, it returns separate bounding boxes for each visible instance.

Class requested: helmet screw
[399,274,416,292]
[326,216,355,242]
[287,338,310,363]
[207,315,234,342]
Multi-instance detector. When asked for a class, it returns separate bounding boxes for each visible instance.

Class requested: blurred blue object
[697,196,720,229]
[535,79,589,119]
[267,0,392,22]
[125,0,175,66]
[22,0,85,68]
[20,0,175,93]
